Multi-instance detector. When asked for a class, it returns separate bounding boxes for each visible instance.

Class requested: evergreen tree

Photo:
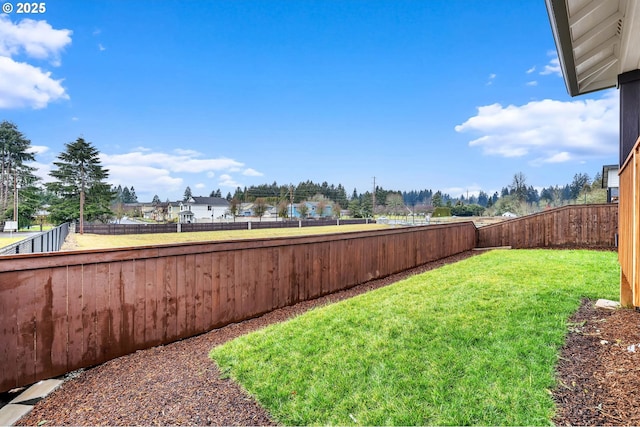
[152,194,161,204]
[348,198,361,218]
[183,186,193,201]
[46,137,113,232]
[570,173,590,200]
[129,186,138,203]
[351,188,358,200]
[432,191,443,207]
[122,186,131,203]
[510,172,528,202]
[113,184,123,202]
[0,121,37,223]
[477,191,489,207]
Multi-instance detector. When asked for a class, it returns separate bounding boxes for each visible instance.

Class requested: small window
[208,205,212,210]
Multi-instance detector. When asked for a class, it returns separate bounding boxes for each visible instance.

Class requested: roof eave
[546,0,581,96]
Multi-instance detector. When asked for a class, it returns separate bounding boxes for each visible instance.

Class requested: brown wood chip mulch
[14,250,640,426]
[553,298,640,426]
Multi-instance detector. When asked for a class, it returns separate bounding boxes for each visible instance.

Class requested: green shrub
[432,206,451,217]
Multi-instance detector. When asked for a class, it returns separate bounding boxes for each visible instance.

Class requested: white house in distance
[602,164,619,203]
[178,196,230,223]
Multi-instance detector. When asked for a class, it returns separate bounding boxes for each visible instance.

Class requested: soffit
[546,0,640,96]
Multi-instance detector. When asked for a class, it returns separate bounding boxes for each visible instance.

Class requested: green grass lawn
[210,249,619,426]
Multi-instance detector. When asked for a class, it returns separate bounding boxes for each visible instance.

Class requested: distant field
[69,223,391,250]
[0,236,24,247]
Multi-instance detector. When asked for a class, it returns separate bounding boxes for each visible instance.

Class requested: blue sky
[0,1,619,202]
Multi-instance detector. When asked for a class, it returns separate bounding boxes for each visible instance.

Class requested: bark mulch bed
[13,250,640,426]
[553,298,640,426]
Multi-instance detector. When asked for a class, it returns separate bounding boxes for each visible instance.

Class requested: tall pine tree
[47,137,113,233]
[0,121,37,224]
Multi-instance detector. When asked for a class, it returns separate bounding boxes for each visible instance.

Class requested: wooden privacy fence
[477,204,618,249]
[619,136,640,307]
[0,223,476,392]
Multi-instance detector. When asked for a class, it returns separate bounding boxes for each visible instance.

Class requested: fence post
[248,221,252,230]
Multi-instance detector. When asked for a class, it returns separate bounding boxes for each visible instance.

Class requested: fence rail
[0,223,70,256]
[0,222,476,392]
[82,218,373,235]
[477,204,618,249]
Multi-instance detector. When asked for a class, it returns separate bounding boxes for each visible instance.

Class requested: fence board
[81,264,97,366]
[67,266,84,373]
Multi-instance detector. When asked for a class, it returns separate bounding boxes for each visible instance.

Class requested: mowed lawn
[0,236,25,247]
[71,223,390,249]
[210,249,619,426]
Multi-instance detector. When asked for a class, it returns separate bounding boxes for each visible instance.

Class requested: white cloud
[106,164,183,194]
[218,174,241,188]
[100,149,244,173]
[0,15,72,65]
[540,56,562,77]
[97,148,255,199]
[526,80,538,86]
[242,168,263,176]
[0,56,69,109]
[455,90,618,164]
[27,145,49,155]
[542,151,572,163]
[98,43,106,51]
[526,66,536,74]
[443,185,482,198]
[486,73,496,86]
[0,15,71,109]
[28,160,52,183]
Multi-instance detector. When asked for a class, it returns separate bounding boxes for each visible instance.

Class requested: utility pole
[13,168,17,224]
[289,184,294,219]
[372,176,376,218]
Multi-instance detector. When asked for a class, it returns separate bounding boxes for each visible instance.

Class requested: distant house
[148,202,170,222]
[239,202,277,218]
[602,164,619,203]
[287,201,334,219]
[501,211,517,218]
[178,196,230,223]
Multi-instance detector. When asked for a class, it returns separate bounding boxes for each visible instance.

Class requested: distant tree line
[0,120,611,229]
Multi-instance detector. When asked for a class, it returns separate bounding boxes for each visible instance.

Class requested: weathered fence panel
[0,223,476,392]
[477,204,618,249]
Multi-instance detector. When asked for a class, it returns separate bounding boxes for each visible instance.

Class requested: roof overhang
[546,0,640,96]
